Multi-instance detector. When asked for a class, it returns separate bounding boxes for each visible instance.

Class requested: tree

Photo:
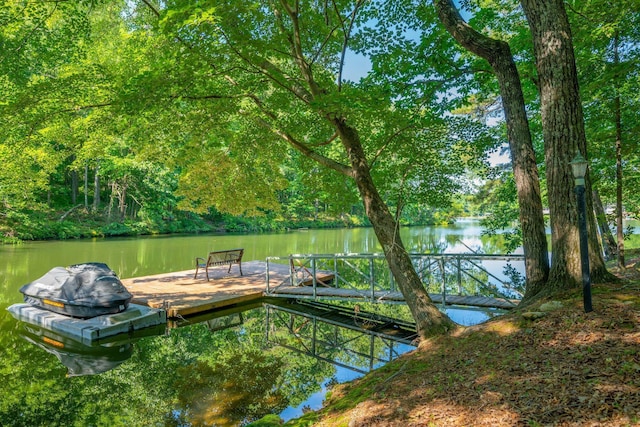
[0,0,93,220]
[433,0,549,300]
[568,0,640,270]
[518,0,611,287]
[120,0,485,336]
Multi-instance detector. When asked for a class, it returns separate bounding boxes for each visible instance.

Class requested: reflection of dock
[266,300,416,374]
[267,300,419,344]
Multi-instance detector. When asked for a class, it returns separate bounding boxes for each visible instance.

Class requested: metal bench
[194,248,244,280]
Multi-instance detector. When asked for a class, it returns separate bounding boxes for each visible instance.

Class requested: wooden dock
[121,261,334,318]
[121,261,267,318]
[122,260,518,318]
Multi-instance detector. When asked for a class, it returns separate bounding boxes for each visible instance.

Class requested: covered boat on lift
[19,263,132,318]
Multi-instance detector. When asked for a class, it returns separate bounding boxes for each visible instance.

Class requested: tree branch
[223,74,352,176]
[335,0,366,89]
[279,0,325,98]
[137,1,350,176]
[370,124,416,168]
[255,116,353,176]
[433,0,510,64]
[140,0,159,17]
[0,2,59,67]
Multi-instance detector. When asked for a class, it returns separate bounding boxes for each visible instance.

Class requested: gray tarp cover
[19,263,132,317]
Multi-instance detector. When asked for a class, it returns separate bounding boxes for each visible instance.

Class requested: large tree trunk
[335,119,454,338]
[519,0,611,289]
[433,0,549,300]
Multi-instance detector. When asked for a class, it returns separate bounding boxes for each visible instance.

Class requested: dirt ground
[292,255,640,427]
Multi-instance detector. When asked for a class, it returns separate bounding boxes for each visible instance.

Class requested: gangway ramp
[266,253,523,310]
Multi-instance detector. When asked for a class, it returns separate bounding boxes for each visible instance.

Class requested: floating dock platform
[7,303,167,344]
[121,261,334,318]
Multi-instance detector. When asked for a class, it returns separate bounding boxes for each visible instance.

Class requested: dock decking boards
[121,261,270,318]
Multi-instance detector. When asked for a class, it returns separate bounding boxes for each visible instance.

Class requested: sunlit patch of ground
[283,251,640,427]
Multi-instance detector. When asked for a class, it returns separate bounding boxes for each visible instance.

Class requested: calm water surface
[1,222,635,426]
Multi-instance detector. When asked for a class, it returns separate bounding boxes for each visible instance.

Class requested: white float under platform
[7,303,167,344]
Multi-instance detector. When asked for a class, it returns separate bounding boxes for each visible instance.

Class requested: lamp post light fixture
[570,152,593,313]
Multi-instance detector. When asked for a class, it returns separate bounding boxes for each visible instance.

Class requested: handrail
[266,252,525,306]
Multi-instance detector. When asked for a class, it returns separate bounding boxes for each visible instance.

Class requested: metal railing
[266,252,525,304]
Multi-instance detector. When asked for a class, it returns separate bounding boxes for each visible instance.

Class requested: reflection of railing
[266,253,524,308]
[264,301,416,374]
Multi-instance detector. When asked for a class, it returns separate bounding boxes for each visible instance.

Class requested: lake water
[1,221,636,426]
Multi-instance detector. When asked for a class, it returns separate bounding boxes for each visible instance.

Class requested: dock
[121,259,518,318]
[7,303,167,344]
[121,261,334,318]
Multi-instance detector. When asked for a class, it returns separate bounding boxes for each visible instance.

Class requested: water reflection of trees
[0,306,335,426]
[171,347,288,426]
[1,294,505,426]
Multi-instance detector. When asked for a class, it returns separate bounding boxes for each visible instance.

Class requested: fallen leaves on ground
[302,258,640,427]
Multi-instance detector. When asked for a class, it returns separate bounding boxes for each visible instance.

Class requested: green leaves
[569,0,640,212]
[0,0,507,231]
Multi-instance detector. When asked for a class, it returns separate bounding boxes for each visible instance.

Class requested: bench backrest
[207,249,243,264]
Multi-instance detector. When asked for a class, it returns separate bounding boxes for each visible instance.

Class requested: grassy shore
[259,251,640,427]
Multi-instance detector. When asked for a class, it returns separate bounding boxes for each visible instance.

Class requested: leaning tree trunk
[335,119,454,338]
[434,0,549,300]
[237,0,454,338]
[592,188,617,260]
[519,0,611,289]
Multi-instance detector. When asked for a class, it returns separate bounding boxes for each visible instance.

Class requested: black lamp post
[570,152,593,313]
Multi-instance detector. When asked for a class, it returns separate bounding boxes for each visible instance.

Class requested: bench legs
[194,257,207,280]
[194,266,211,281]
[195,261,242,280]
[227,262,243,276]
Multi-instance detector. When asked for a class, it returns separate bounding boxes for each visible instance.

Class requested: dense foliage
[0,0,484,243]
[1,2,638,237]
